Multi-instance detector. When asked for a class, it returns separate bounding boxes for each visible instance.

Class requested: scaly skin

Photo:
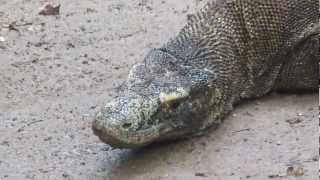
[92,0,319,148]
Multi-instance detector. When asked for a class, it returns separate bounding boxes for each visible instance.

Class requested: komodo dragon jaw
[92,49,221,148]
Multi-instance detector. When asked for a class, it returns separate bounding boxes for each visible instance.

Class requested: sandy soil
[0,0,317,179]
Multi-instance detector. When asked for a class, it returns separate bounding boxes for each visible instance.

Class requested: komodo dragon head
[92,48,223,148]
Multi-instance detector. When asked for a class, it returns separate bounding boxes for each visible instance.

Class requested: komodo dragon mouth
[92,0,319,148]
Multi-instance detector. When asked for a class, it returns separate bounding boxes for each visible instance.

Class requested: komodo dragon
[92,0,319,148]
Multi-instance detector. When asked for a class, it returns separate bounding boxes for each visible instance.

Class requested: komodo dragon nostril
[122,123,132,129]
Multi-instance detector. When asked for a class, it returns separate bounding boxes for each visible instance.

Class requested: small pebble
[27,26,35,31]
[62,173,70,178]
[195,172,207,177]
[0,36,6,42]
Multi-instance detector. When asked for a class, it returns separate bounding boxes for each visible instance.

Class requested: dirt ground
[0,0,318,180]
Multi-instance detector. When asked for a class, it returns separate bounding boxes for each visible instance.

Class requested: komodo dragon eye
[169,100,181,110]
[159,87,189,110]
[160,99,183,111]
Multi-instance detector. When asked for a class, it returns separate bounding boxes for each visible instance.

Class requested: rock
[286,166,304,177]
[39,4,60,16]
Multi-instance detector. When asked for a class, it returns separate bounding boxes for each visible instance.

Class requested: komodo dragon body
[92,0,319,148]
